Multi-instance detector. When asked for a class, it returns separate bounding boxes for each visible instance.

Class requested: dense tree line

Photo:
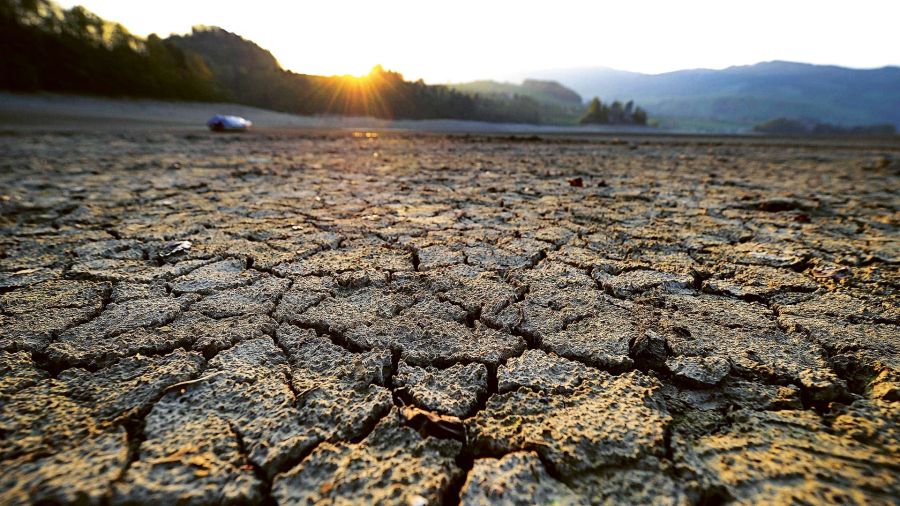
[1,0,651,126]
[0,0,222,100]
[580,97,648,125]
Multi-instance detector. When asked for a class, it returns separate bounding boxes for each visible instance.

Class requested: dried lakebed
[0,131,898,505]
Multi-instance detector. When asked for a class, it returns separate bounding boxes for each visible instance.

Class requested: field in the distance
[0,129,898,504]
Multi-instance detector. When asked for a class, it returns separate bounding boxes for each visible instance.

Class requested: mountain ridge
[514,61,900,130]
[516,60,900,80]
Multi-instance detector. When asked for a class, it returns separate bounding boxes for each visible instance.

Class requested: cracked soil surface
[1,130,898,505]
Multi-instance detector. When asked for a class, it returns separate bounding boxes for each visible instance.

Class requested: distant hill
[446,79,588,124]
[169,27,649,125]
[1,0,595,125]
[447,79,649,126]
[521,61,900,131]
[450,79,583,107]
[166,27,564,123]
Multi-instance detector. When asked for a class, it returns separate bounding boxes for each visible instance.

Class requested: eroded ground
[0,131,898,505]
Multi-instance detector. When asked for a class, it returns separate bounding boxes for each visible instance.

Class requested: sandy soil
[0,126,898,504]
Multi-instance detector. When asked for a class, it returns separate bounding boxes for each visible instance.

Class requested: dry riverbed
[1,130,898,504]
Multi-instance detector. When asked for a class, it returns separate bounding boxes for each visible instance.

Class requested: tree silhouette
[2,0,651,126]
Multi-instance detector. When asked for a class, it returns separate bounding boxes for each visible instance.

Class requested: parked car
[207,115,252,132]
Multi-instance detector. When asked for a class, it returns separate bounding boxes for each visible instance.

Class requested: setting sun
[54,0,900,83]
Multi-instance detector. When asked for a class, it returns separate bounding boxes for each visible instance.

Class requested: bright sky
[58,0,900,83]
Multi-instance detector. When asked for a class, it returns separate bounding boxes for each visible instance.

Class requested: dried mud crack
[1,131,898,505]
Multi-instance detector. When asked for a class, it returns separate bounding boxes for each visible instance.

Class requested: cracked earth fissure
[1,132,897,505]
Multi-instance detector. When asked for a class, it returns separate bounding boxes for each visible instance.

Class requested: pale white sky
[58,0,900,83]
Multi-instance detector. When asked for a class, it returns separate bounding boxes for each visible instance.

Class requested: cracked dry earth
[1,130,898,506]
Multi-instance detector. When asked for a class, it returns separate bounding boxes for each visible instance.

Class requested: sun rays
[315,66,410,119]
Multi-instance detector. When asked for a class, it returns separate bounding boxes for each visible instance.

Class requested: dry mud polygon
[0,131,897,504]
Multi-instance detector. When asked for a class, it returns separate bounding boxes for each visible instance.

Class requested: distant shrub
[580,97,648,125]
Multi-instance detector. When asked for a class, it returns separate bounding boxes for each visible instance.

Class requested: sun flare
[55,0,900,83]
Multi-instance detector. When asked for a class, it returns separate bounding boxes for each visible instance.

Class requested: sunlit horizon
[57,0,900,84]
